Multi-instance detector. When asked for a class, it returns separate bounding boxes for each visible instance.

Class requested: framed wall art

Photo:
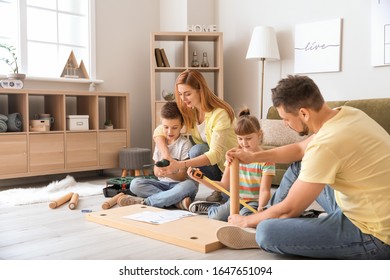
[294,18,343,74]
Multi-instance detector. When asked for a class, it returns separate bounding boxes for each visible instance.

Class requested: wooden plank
[230,158,240,215]
[86,204,227,253]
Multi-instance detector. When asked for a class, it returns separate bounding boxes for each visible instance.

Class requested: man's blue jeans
[256,161,390,259]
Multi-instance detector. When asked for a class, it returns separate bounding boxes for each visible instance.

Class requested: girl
[187,108,275,221]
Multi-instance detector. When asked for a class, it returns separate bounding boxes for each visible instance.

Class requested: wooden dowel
[68,193,79,210]
[49,192,73,209]
[102,192,124,210]
[202,176,257,214]
[230,158,240,215]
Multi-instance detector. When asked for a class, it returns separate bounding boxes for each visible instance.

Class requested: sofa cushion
[344,98,390,134]
[261,119,309,146]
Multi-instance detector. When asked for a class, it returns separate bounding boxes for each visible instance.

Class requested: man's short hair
[271,75,324,114]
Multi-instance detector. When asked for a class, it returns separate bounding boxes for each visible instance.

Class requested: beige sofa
[262,98,390,186]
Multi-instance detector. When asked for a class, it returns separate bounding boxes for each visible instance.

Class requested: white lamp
[246,26,280,119]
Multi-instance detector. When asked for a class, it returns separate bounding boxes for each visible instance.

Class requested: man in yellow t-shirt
[220,75,390,259]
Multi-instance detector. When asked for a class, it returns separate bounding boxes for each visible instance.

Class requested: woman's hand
[187,167,205,184]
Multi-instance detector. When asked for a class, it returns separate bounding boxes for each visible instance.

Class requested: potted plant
[104,119,113,129]
[0,43,25,79]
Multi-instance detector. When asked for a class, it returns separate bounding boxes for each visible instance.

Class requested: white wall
[95,0,159,148]
[20,0,390,150]
[218,0,390,119]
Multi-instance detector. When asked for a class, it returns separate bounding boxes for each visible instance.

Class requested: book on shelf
[155,48,164,67]
[160,48,170,67]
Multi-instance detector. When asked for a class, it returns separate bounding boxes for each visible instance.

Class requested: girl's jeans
[208,199,258,222]
[256,161,390,259]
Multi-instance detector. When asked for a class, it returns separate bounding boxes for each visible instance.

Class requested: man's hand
[226,147,255,165]
[228,214,250,228]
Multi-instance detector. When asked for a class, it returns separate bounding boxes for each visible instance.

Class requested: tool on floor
[68,193,79,210]
[102,192,124,210]
[190,160,257,214]
[49,192,74,209]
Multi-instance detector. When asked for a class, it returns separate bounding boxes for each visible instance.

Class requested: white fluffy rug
[0,175,105,207]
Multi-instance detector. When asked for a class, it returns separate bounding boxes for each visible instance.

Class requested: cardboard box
[67,115,89,131]
[29,119,50,132]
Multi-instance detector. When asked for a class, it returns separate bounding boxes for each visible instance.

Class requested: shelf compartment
[28,94,65,132]
[66,95,98,130]
[98,96,128,130]
[0,92,28,132]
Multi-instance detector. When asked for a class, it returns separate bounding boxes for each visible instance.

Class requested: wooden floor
[0,172,303,260]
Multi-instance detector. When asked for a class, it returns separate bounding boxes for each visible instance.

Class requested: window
[0,0,94,79]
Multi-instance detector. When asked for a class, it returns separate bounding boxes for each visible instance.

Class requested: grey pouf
[119,147,152,177]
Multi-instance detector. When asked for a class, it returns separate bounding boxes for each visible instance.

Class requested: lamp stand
[259,57,265,119]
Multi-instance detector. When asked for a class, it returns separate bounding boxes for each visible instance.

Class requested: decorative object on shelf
[0,43,26,81]
[29,119,50,132]
[201,52,209,67]
[246,26,280,119]
[76,60,89,79]
[154,48,170,67]
[65,59,77,78]
[162,89,175,101]
[60,50,89,79]
[7,112,23,132]
[187,24,217,32]
[0,78,24,89]
[154,48,164,67]
[66,115,89,131]
[0,114,7,132]
[191,51,199,67]
[35,113,55,128]
[104,119,114,129]
[160,48,170,67]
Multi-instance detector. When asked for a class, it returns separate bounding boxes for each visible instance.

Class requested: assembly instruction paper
[123,210,196,224]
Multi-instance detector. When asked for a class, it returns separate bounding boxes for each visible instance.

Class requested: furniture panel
[29,133,65,172]
[28,94,65,131]
[0,88,129,179]
[0,134,28,175]
[66,132,98,168]
[99,131,127,166]
[150,32,223,137]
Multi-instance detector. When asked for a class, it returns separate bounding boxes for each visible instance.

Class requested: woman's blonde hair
[174,69,235,129]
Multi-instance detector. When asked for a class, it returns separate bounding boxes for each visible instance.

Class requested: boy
[118,102,198,210]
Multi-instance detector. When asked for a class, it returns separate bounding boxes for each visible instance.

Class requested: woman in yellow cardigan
[153,69,238,203]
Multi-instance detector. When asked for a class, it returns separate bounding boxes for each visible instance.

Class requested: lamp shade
[246,26,280,60]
